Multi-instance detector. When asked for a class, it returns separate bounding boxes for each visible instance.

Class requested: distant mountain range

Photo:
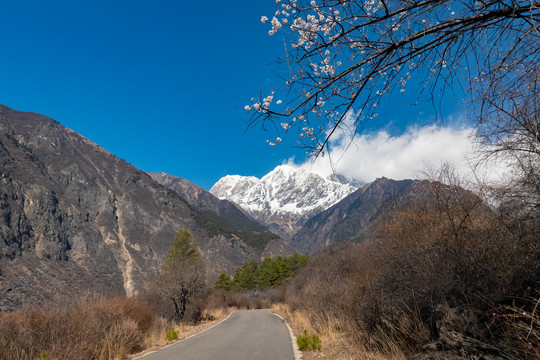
[0,105,292,311]
[210,165,358,240]
[0,104,439,312]
[209,166,430,254]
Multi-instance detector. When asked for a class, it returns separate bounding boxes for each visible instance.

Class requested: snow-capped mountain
[210,165,359,241]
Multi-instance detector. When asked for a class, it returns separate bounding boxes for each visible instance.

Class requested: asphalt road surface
[135,310,296,360]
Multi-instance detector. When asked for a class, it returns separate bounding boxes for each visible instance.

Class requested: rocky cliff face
[290,178,430,254]
[148,172,295,255]
[148,173,214,212]
[210,165,357,241]
[148,172,270,233]
[0,105,286,311]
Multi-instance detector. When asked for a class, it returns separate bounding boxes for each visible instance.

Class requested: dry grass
[0,294,234,360]
[272,303,406,360]
[497,294,540,359]
[0,296,157,360]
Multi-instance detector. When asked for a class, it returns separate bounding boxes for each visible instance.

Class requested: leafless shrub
[286,166,539,358]
[494,293,540,359]
[0,296,161,360]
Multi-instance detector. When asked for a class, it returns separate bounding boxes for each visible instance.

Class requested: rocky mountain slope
[290,177,430,254]
[149,172,267,233]
[0,105,289,311]
[148,172,293,254]
[210,165,358,241]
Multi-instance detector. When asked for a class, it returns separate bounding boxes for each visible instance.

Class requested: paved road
[136,310,296,360]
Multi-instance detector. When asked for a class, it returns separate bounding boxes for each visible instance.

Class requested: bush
[297,330,322,351]
[0,296,160,360]
[35,351,50,360]
[138,288,177,321]
[285,173,540,358]
[165,327,178,342]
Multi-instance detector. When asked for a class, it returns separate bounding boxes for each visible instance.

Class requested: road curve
[135,310,296,360]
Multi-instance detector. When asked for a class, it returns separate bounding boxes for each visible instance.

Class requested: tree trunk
[171,298,180,324]
[179,294,187,321]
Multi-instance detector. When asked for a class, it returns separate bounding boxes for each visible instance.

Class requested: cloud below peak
[289,123,497,184]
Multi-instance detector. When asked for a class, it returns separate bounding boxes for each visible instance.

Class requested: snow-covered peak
[210,165,359,240]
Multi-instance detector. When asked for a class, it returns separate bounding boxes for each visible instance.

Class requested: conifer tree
[232,260,259,290]
[214,272,233,291]
[258,257,281,287]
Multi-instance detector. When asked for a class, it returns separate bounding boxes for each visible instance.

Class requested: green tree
[157,229,206,323]
[165,229,199,261]
[214,272,233,290]
[258,257,280,287]
[274,256,294,285]
[217,254,310,291]
[232,260,259,290]
[286,253,309,274]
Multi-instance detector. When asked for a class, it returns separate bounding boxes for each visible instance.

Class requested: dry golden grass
[139,317,171,350]
[0,293,235,360]
[271,303,407,360]
[0,296,156,360]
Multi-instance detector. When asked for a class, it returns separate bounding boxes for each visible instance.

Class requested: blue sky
[0,0,468,189]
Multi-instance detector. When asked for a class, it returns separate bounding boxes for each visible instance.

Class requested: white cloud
[290,122,509,185]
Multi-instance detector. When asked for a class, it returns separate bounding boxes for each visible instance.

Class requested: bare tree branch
[246,0,539,156]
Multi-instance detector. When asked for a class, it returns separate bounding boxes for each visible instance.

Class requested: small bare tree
[157,229,206,323]
[245,0,539,156]
[478,69,540,212]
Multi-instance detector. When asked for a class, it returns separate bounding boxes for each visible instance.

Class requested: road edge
[132,311,236,359]
[271,311,303,360]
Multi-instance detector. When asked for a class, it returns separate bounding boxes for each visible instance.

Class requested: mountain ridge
[210,164,358,241]
[290,177,431,253]
[148,172,294,254]
[0,105,290,311]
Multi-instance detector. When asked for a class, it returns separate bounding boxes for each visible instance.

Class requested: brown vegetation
[0,296,157,360]
[156,229,207,323]
[282,167,540,359]
[0,293,237,360]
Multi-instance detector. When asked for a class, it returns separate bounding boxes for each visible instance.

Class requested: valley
[1,0,538,358]
[0,105,538,360]
[0,105,294,311]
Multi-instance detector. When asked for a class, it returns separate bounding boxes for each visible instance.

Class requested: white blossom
[261,16,268,24]
[269,17,282,35]
[263,94,274,108]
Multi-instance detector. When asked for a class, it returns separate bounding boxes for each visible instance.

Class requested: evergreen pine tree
[214,272,233,290]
